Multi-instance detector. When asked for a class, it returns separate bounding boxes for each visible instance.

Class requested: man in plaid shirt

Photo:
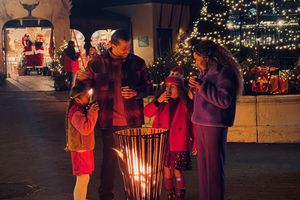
[77,29,152,200]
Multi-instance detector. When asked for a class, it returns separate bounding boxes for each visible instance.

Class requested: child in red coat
[65,82,99,200]
[144,67,196,200]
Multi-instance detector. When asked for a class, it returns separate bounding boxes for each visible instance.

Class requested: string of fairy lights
[185,0,300,52]
[226,0,299,51]
[173,0,299,72]
[50,40,68,76]
[151,0,300,93]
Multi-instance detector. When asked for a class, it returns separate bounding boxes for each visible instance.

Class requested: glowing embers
[114,128,168,200]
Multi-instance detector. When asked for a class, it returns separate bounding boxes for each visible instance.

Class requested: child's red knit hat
[165,66,184,86]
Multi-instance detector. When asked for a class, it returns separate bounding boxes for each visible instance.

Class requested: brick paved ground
[0,80,299,200]
[4,75,54,92]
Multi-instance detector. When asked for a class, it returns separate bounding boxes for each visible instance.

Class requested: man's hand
[121,88,138,99]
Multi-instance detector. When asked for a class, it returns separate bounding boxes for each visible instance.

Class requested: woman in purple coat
[188,40,243,200]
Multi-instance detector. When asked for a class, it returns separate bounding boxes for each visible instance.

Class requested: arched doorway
[3,18,54,77]
[70,29,85,54]
[70,29,85,68]
[2,18,55,91]
[91,29,115,54]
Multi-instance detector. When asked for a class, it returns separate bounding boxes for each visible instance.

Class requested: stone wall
[144,95,300,143]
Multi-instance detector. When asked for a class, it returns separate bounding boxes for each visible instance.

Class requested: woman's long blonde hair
[194,40,244,97]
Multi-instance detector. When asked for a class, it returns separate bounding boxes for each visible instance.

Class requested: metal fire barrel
[113,128,168,200]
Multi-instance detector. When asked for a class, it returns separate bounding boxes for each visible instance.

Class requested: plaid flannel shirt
[78,50,152,128]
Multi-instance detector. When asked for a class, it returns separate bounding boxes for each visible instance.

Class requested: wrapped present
[250,66,289,94]
[270,75,288,94]
[270,75,279,94]
[251,66,279,80]
[279,76,288,94]
[251,79,269,93]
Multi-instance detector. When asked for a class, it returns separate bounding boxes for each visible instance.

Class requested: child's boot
[167,189,176,200]
[175,175,185,200]
[175,189,185,200]
[165,177,175,200]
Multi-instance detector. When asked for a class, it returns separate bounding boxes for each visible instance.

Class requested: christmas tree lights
[150,0,299,94]
[227,0,299,51]
[49,40,68,77]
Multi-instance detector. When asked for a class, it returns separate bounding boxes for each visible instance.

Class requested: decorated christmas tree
[227,0,299,94]
[227,0,299,67]
[149,0,231,86]
[48,40,69,91]
[49,40,68,77]
[149,0,300,94]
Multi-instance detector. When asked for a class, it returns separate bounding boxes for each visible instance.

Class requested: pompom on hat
[165,66,184,86]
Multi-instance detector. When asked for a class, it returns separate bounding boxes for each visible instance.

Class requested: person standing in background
[84,46,99,68]
[63,40,80,89]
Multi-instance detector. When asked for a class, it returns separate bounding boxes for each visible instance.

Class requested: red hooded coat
[144,99,195,151]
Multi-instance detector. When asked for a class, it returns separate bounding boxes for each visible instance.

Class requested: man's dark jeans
[98,126,127,200]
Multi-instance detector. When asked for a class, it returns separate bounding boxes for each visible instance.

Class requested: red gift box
[251,66,288,94]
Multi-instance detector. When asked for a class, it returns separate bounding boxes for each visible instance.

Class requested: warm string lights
[185,0,299,53]
[49,40,68,76]
[227,0,299,51]
[189,0,232,46]
[150,0,299,94]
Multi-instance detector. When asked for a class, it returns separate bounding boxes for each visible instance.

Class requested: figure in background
[34,33,45,68]
[63,40,80,89]
[85,46,99,67]
[22,34,34,74]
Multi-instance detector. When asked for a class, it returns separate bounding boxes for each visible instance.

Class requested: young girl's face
[75,92,90,106]
[166,84,180,99]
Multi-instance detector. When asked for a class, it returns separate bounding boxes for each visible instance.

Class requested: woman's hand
[188,77,202,92]
[192,146,197,156]
[157,91,171,103]
[188,88,194,100]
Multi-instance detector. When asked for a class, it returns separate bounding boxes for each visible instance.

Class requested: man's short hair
[111,29,130,45]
